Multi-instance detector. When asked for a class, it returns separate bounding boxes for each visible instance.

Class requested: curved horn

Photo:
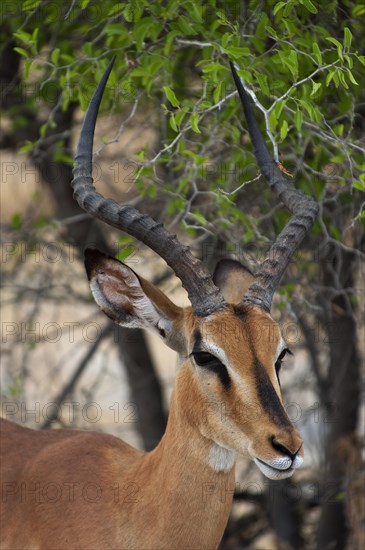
[230,62,319,312]
[72,57,226,317]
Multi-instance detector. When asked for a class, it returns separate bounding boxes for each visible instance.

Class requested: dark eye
[275,348,292,376]
[193,351,216,367]
[192,351,231,390]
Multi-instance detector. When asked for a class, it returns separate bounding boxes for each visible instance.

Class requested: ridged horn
[72,56,226,317]
[230,61,319,312]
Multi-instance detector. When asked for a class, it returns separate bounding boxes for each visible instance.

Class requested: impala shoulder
[25,430,142,476]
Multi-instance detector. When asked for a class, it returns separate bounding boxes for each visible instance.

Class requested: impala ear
[85,249,185,352]
[213,259,255,305]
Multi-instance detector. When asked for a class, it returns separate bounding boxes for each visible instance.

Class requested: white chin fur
[208,443,235,472]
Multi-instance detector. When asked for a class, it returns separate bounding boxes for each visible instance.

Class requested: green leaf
[32,215,48,229]
[288,50,298,77]
[299,99,316,120]
[279,50,298,78]
[343,27,352,50]
[353,5,365,16]
[190,113,201,133]
[326,37,341,48]
[14,47,29,58]
[266,26,278,39]
[310,81,322,97]
[169,113,178,132]
[18,141,34,153]
[346,69,358,86]
[78,88,88,111]
[11,213,23,230]
[300,0,318,14]
[273,1,286,16]
[280,119,288,140]
[256,73,269,96]
[81,0,90,7]
[116,246,135,261]
[224,46,250,59]
[353,174,365,191]
[329,224,341,240]
[14,30,33,45]
[312,42,322,65]
[175,109,187,127]
[178,15,195,35]
[116,235,134,246]
[39,122,48,138]
[24,59,32,79]
[147,184,156,198]
[274,99,286,120]
[213,81,222,104]
[22,0,40,13]
[221,32,232,48]
[337,70,349,89]
[191,211,207,226]
[325,69,336,87]
[108,3,124,16]
[31,27,39,46]
[164,30,180,55]
[134,17,160,51]
[106,24,129,36]
[344,55,353,68]
[294,109,303,131]
[188,2,203,22]
[326,37,344,61]
[162,86,180,108]
[333,124,344,137]
[51,48,60,64]
[269,109,278,130]
[202,62,225,75]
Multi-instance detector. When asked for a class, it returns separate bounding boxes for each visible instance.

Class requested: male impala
[0,58,318,549]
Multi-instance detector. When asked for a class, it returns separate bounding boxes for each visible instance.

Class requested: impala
[0,58,318,549]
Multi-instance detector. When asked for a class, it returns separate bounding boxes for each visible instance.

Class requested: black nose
[271,436,301,461]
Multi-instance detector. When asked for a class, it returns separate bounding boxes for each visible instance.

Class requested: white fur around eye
[201,340,243,387]
[275,337,286,361]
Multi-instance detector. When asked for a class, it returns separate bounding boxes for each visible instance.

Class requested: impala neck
[143,365,236,546]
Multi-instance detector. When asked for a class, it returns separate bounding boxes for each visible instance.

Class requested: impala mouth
[253,455,303,480]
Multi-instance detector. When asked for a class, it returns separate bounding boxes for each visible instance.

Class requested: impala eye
[275,348,292,377]
[193,351,216,367]
[191,350,231,390]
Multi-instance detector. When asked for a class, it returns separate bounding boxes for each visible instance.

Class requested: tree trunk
[316,248,361,549]
[32,105,167,450]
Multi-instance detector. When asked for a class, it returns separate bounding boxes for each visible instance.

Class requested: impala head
[84,250,303,479]
[72,58,318,480]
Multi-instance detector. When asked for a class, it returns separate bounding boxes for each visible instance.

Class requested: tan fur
[0,257,303,549]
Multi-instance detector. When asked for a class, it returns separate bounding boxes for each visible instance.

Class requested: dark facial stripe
[192,330,231,390]
[194,329,202,349]
[206,361,231,390]
[254,357,292,430]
